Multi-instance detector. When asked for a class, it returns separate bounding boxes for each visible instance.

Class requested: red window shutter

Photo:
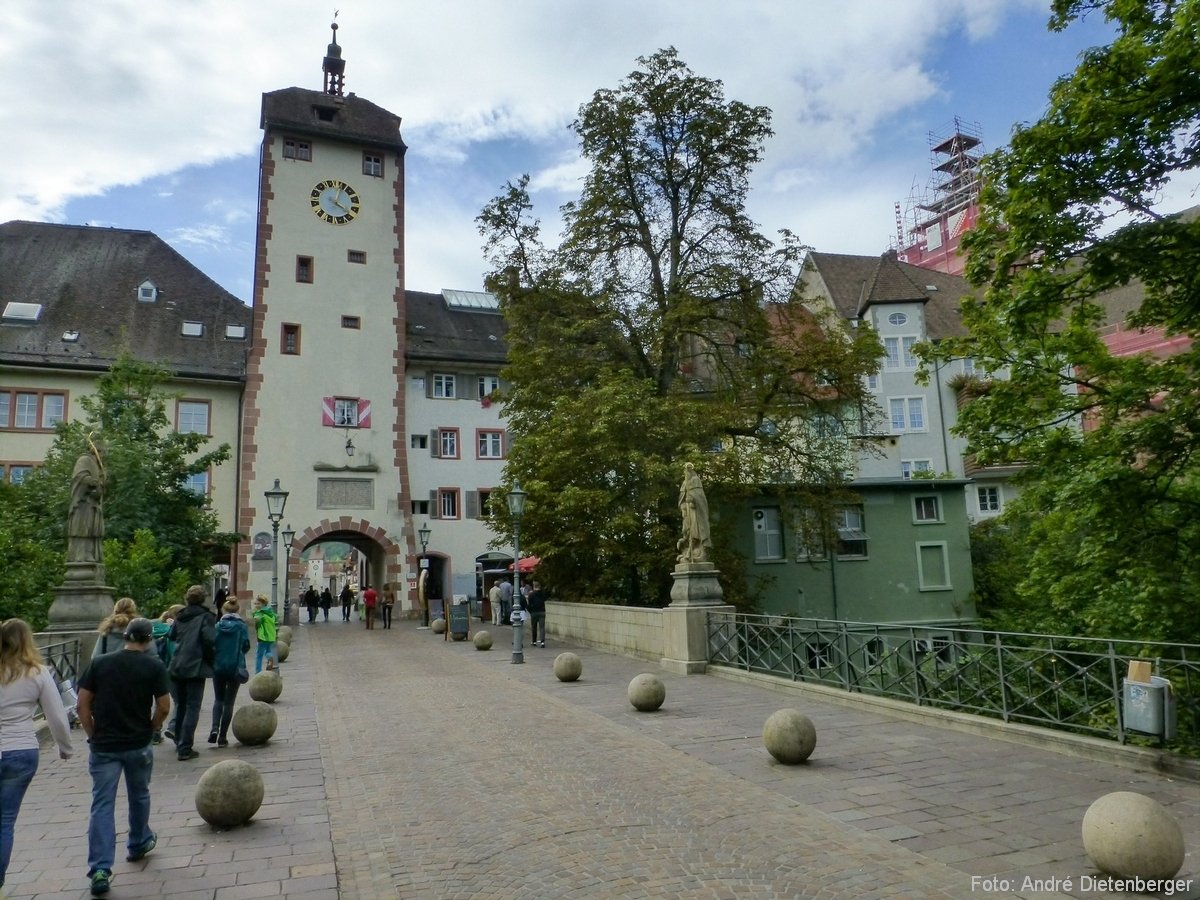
[357,399,372,428]
[321,397,335,426]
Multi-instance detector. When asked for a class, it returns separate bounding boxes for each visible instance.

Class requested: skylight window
[62,330,80,342]
[2,302,43,323]
[181,322,204,337]
[225,324,247,340]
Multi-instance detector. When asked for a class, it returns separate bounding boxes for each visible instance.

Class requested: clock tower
[236,22,413,613]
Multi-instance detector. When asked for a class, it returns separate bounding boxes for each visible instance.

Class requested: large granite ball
[195,759,264,828]
[627,673,665,711]
[231,701,278,746]
[554,652,582,682]
[431,618,447,634]
[763,708,817,764]
[1082,791,1185,880]
[276,626,294,644]
[247,671,283,703]
[474,630,493,650]
[275,641,290,663]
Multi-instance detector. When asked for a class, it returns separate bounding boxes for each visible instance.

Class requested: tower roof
[261,88,405,151]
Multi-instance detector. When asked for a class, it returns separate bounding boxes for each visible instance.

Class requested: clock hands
[331,191,350,213]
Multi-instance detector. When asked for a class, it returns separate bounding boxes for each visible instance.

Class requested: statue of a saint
[676,462,712,564]
[67,448,105,564]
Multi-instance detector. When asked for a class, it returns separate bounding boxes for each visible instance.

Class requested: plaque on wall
[317,477,374,509]
[252,531,273,560]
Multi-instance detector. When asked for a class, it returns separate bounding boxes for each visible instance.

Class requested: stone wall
[545,601,664,661]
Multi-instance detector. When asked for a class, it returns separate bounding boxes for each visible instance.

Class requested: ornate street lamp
[264,479,289,628]
[281,523,295,626]
[418,522,431,627]
[507,482,528,664]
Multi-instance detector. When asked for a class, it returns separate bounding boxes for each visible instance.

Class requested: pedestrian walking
[340,584,353,621]
[528,581,547,647]
[0,618,75,896]
[77,617,171,897]
[150,605,182,744]
[209,598,250,748]
[320,587,333,622]
[381,586,395,629]
[362,585,378,630]
[251,594,277,673]
[166,585,216,761]
[489,580,503,626]
[304,586,319,624]
[499,576,513,626]
[92,597,138,661]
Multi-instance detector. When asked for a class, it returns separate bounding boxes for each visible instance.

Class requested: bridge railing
[707,612,1199,754]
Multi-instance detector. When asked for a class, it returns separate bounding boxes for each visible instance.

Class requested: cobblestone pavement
[7,619,1199,899]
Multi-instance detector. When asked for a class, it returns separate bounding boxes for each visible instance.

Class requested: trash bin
[1123,676,1177,739]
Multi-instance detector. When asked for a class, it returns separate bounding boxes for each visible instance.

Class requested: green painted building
[733,478,976,624]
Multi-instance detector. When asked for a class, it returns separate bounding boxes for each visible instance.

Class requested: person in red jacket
[362,586,378,630]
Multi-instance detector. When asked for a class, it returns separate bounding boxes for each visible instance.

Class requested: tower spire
[322,15,345,96]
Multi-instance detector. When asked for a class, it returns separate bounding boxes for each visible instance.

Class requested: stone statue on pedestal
[676,462,712,564]
[68,449,105,566]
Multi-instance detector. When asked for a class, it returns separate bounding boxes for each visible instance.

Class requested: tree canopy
[479,48,880,604]
[931,0,1200,641]
[0,355,238,625]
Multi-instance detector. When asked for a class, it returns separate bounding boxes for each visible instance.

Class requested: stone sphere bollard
[275,641,290,663]
[231,701,278,746]
[276,626,293,644]
[431,618,447,634]
[627,673,666,711]
[762,708,817,764]
[554,652,583,682]
[473,630,493,650]
[1082,791,1185,880]
[247,671,283,703]
[195,759,264,828]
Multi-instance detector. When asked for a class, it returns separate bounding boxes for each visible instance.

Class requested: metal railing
[39,638,82,685]
[707,613,1200,754]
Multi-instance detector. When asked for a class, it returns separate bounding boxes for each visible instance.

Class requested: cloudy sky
[2,1,1139,305]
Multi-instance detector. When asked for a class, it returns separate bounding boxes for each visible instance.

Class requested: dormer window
[314,105,338,123]
[138,280,158,303]
[181,321,204,337]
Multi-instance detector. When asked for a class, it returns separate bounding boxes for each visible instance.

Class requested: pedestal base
[668,562,725,606]
[46,581,115,669]
[662,564,730,675]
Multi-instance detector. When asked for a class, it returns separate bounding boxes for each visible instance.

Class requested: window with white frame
[411,434,428,450]
[752,507,784,560]
[977,485,1002,513]
[901,459,932,479]
[477,430,504,459]
[7,464,34,484]
[177,400,209,435]
[884,336,919,369]
[437,428,459,459]
[334,398,359,427]
[889,397,926,432]
[432,373,456,398]
[835,505,868,558]
[438,488,459,519]
[362,153,383,177]
[913,495,941,523]
[478,374,500,398]
[887,312,908,326]
[866,373,879,391]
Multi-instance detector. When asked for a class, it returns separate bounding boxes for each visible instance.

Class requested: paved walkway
[7,618,1199,898]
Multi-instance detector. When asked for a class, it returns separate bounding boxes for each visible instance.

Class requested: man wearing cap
[77,617,171,897]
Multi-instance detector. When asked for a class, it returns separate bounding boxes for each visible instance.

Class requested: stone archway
[284,517,406,618]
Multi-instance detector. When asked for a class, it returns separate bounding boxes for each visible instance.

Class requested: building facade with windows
[0,221,251,551]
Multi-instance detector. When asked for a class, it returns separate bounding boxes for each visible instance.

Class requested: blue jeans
[1,748,39,887]
[87,745,153,876]
[255,640,276,673]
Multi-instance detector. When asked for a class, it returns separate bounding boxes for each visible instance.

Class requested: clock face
[310,179,361,224]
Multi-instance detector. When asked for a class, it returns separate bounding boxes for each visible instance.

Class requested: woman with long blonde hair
[0,618,74,893]
[93,597,138,660]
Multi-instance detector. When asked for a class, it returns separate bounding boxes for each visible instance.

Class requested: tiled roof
[261,88,405,151]
[0,221,251,380]
[405,290,508,365]
[805,250,973,339]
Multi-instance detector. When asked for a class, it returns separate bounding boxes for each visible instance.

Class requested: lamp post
[281,523,295,627]
[264,478,289,629]
[507,482,527,664]
[417,523,431,628]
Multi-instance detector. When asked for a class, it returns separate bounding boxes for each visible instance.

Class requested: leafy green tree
[479,49,880,604]
[931,0,1200,641]
[0,481,64,628]
[6,355,238,621]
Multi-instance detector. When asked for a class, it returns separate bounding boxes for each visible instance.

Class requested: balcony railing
[707,613,1199,755]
